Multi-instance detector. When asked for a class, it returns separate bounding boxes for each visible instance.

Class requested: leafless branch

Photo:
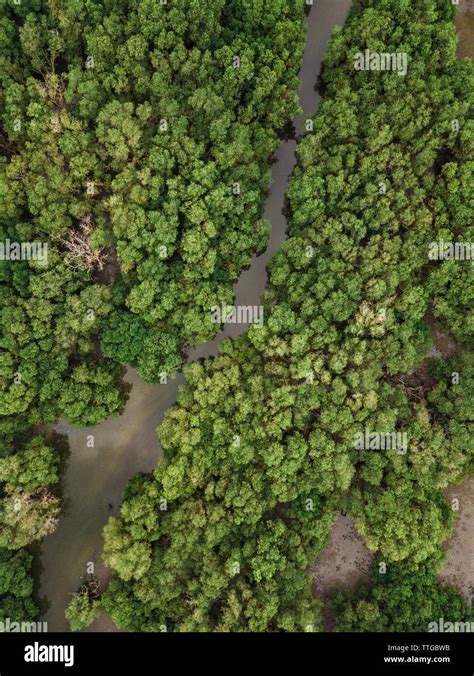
[60,215,107,272]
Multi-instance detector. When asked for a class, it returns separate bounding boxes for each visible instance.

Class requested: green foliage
[0,434,59,492]
[330,557,473,632]
[1,0,472,632]
[0,488,60,549]
[101,311,147,367]
[0,548,38,622]
[1,0,308,403]
[103,475,326,632]
[65,584,101,632]
[136,332,182,383]
[429,353,474,443]
[0,431,63,617]
[103,0,473,632]
[0,0,309,627]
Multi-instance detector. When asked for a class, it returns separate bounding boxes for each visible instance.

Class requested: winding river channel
[38,0,353,631]
[39,0,473,632]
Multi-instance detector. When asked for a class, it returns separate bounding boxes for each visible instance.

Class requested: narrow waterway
[38,0,474,632]
[36,0,355,631]
[188,0,354,360]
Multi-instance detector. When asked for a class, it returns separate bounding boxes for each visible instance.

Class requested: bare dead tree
[72,574,102,601]
[391,375,429,403]
[60,214,107,272]
[38,72,66,111]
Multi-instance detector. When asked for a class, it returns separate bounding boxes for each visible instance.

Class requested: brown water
[38,0,354,631]
[40,0,472,630]
[38,369,184,630]
[457,1,474,59]
[188,0,354,360]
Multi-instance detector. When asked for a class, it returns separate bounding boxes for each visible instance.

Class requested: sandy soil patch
[311,515,374,597]
[439,476,474,603]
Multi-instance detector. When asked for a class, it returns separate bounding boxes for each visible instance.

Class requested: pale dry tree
[81,576,101,599]
[38,72,66,111]
[4,487,61,545]
[72,574,102,602]
[61,214,107,272]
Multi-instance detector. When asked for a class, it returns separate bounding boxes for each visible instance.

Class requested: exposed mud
[311,515,374,599]
[456,2,474,59]
[311,312,471,605]
[438,476,474,604]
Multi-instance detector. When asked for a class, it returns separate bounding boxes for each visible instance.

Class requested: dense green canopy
[330,556,473,632]
[0,0,308,622]
[0,0,472,632]
[102,0,473,632]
